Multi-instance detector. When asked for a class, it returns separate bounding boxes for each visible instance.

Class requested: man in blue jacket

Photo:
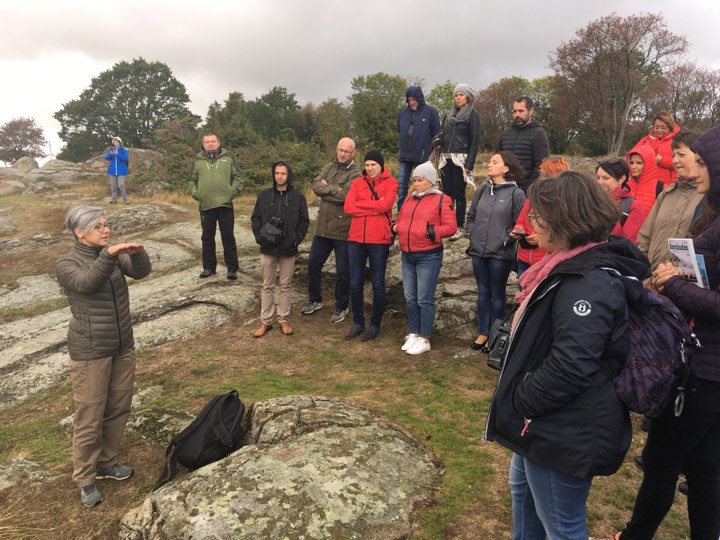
[396,86,440,211]
[104,136,129,204]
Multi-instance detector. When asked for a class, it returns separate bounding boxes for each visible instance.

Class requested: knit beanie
[112,136,122,145]
[453,84,475,103]
[412,161,438,186]
[364,150,385,170]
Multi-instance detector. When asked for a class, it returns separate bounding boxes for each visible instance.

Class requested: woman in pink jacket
[393,162,457,355]
[343,150,398,341]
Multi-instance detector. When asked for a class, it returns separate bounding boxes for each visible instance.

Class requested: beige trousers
[67,348,135,487]
[260,254,296,324]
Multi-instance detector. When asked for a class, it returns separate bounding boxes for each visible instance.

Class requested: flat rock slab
[120,396,439,540]
[0,275,64,311]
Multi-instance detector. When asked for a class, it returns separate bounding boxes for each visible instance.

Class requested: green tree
[246,86,301,142]
[425,81,456,118]
[0,117,47,164]
[54,57,192,161]
[204,92,260,148]
[315,98,353,153]
[349,72,407,154]
[550,13,687,155]
[151,115,202,189]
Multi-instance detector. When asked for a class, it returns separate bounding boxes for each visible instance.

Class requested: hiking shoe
[80,484,103,507]
[302,301,323,315]
[330,308,349,324]
[361,325,380,341]
[449,228,464,241]
[227,270,237,280]
[96,463,134,481]
[199,269,216,279]
[633,455,644,470]
[345,324,365,340]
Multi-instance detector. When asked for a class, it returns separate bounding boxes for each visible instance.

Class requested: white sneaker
[407,338,431,355]
[401,334,419,351]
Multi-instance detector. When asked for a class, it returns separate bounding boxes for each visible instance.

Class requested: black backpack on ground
[153,390,246,490]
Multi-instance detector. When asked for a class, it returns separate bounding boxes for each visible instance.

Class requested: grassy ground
[0,180,693,539]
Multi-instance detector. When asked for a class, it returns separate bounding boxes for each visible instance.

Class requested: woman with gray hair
[55,204,151,507]
[437,83,482,240]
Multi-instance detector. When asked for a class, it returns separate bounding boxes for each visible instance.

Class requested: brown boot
[253,323,272,338]
[279,321,294,335]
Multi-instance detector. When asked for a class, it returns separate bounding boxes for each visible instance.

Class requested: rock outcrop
[120,396,439,540]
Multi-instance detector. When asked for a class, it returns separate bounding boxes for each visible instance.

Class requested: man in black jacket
[250,161,309,337]
[497,96,549,192]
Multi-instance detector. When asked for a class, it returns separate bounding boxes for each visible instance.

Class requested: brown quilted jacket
[56,241,152,360]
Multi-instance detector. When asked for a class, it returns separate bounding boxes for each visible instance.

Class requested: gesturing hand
[108,243,145,256]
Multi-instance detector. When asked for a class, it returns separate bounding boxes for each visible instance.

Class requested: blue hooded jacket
[397,86,441,163]
[105,145,129,176]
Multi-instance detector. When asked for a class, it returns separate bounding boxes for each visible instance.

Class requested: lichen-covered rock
[11,156,39,171]
[119,396,438,540]
[107,205,168,234]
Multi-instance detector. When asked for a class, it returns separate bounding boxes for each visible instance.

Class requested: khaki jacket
[311,160,360,240]
[637,179,704,271]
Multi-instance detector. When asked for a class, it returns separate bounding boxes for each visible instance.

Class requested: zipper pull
[520,418,532,437]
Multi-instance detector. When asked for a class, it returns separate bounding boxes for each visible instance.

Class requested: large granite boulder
[120,396,439,540]
[11,156,39,171]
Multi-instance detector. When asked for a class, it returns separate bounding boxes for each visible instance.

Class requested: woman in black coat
[485,172,649,539]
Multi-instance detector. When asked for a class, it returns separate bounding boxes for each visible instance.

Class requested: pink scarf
[512,242,603,333]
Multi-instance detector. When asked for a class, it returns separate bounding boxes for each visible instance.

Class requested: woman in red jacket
[635,111,681,188]
[343,150,398,341]
[626,144,659,216]
[596,158,646,243]
[393,162,457,355]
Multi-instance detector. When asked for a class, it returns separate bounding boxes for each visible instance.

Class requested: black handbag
[486,306,518,370]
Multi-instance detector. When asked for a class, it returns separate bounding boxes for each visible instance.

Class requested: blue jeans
[348,241,389,328]
[472,256,513,335]
[401,250,443,339]
[509,453,592,540]
[397,161,419,211]
[307,236,350,311]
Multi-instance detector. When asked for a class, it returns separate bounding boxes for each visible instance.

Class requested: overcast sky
[1,0,718,159]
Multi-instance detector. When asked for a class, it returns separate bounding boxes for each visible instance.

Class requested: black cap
[363,149,385,170]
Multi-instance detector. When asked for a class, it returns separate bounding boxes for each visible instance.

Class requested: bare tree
[551,13,688,155]
[0,117,47,165]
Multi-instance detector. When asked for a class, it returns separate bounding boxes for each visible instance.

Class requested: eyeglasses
[93,222,110,231]
[527,213,539,224]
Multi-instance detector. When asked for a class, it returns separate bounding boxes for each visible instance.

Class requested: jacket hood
[645,122,681,142]
[612,185,634,201]
[362,168,393,183]
[626,143,658,184]
[272,160,294,189]
[691,125,720,206]
[405,85,426,107]
[553,237,651,282]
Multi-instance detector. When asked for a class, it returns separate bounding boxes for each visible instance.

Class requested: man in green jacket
[187,132,243,279]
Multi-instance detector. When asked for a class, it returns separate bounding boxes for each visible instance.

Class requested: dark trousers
[307,236,350,311]
[200,206,239,272]
[441,163,467,228]
[348,241,389,328]
[621,377,720,540]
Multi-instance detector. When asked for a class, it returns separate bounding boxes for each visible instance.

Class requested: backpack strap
[619,197,634,227]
